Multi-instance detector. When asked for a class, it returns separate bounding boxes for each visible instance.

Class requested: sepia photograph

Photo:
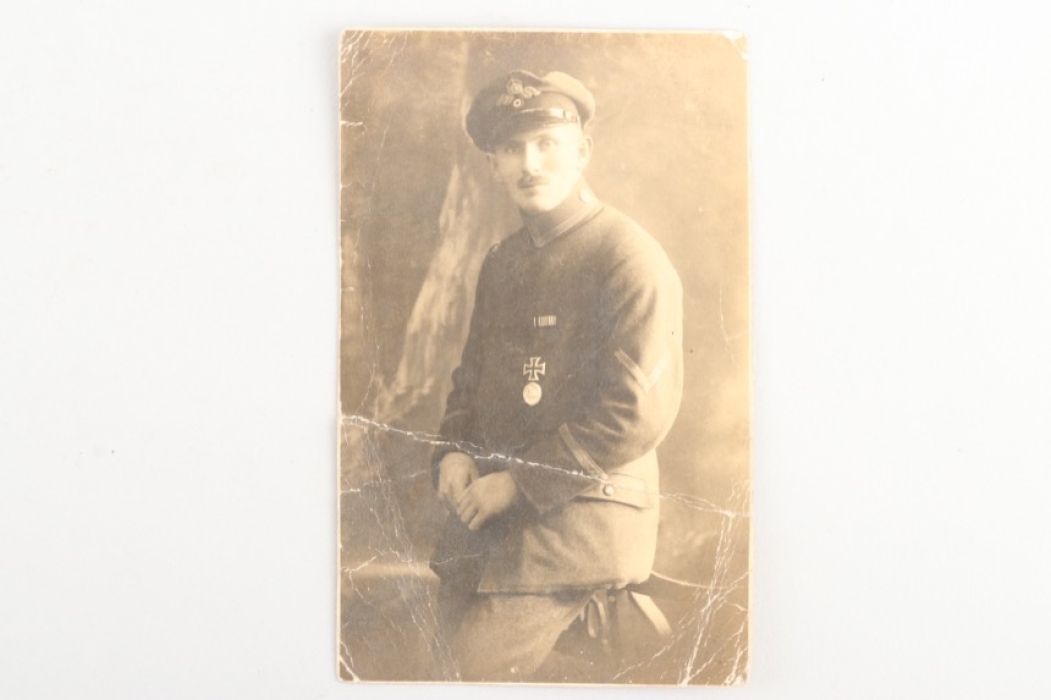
[338,29,750,685]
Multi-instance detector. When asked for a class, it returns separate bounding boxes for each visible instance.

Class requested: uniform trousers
[439,579,594,682]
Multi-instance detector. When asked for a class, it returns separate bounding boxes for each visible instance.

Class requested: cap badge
[497,78,541,109]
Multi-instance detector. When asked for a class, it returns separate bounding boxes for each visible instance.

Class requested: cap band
[515,108,580,123]
[489,108,581,148]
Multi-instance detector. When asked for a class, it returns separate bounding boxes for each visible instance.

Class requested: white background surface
[2,2,1050,697]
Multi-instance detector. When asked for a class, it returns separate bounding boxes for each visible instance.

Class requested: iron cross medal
[522,356,545,406]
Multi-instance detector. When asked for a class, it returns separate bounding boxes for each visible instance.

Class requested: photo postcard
[338,28,750,685]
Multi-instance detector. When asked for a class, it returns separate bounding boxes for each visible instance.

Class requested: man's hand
[438,452,479,512]
[456,471,522,531]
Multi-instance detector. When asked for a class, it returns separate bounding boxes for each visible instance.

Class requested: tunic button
[602,483,615,497]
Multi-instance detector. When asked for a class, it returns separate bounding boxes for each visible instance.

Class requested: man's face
[488,123,593,215]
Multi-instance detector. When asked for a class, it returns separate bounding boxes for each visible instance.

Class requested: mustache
[518,177,551,188]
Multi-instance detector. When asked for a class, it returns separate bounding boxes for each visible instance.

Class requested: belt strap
[576,472,656,509]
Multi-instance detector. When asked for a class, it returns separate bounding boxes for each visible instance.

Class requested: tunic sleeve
[430,254,490,487]
[510,241,684,513]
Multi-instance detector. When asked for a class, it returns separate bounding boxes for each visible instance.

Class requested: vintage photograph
[338,29,750,685]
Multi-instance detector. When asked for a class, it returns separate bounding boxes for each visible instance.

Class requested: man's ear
[486,152,503,183]
[577,134,594,171]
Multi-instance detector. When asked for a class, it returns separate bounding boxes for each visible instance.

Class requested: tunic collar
[521,179,602,248]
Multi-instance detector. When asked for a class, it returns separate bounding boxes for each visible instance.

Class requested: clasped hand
[438,452,521,531]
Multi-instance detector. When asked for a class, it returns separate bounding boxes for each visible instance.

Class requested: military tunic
[432,184,684,596]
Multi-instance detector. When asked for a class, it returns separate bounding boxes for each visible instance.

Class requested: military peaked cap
[465,70,595,152]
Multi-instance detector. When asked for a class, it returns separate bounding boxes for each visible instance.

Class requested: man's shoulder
[478,229,529,274]
[586,205,678,276]
[486,227,530,256]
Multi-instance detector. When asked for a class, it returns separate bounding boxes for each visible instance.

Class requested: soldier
[430,69,684,682]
